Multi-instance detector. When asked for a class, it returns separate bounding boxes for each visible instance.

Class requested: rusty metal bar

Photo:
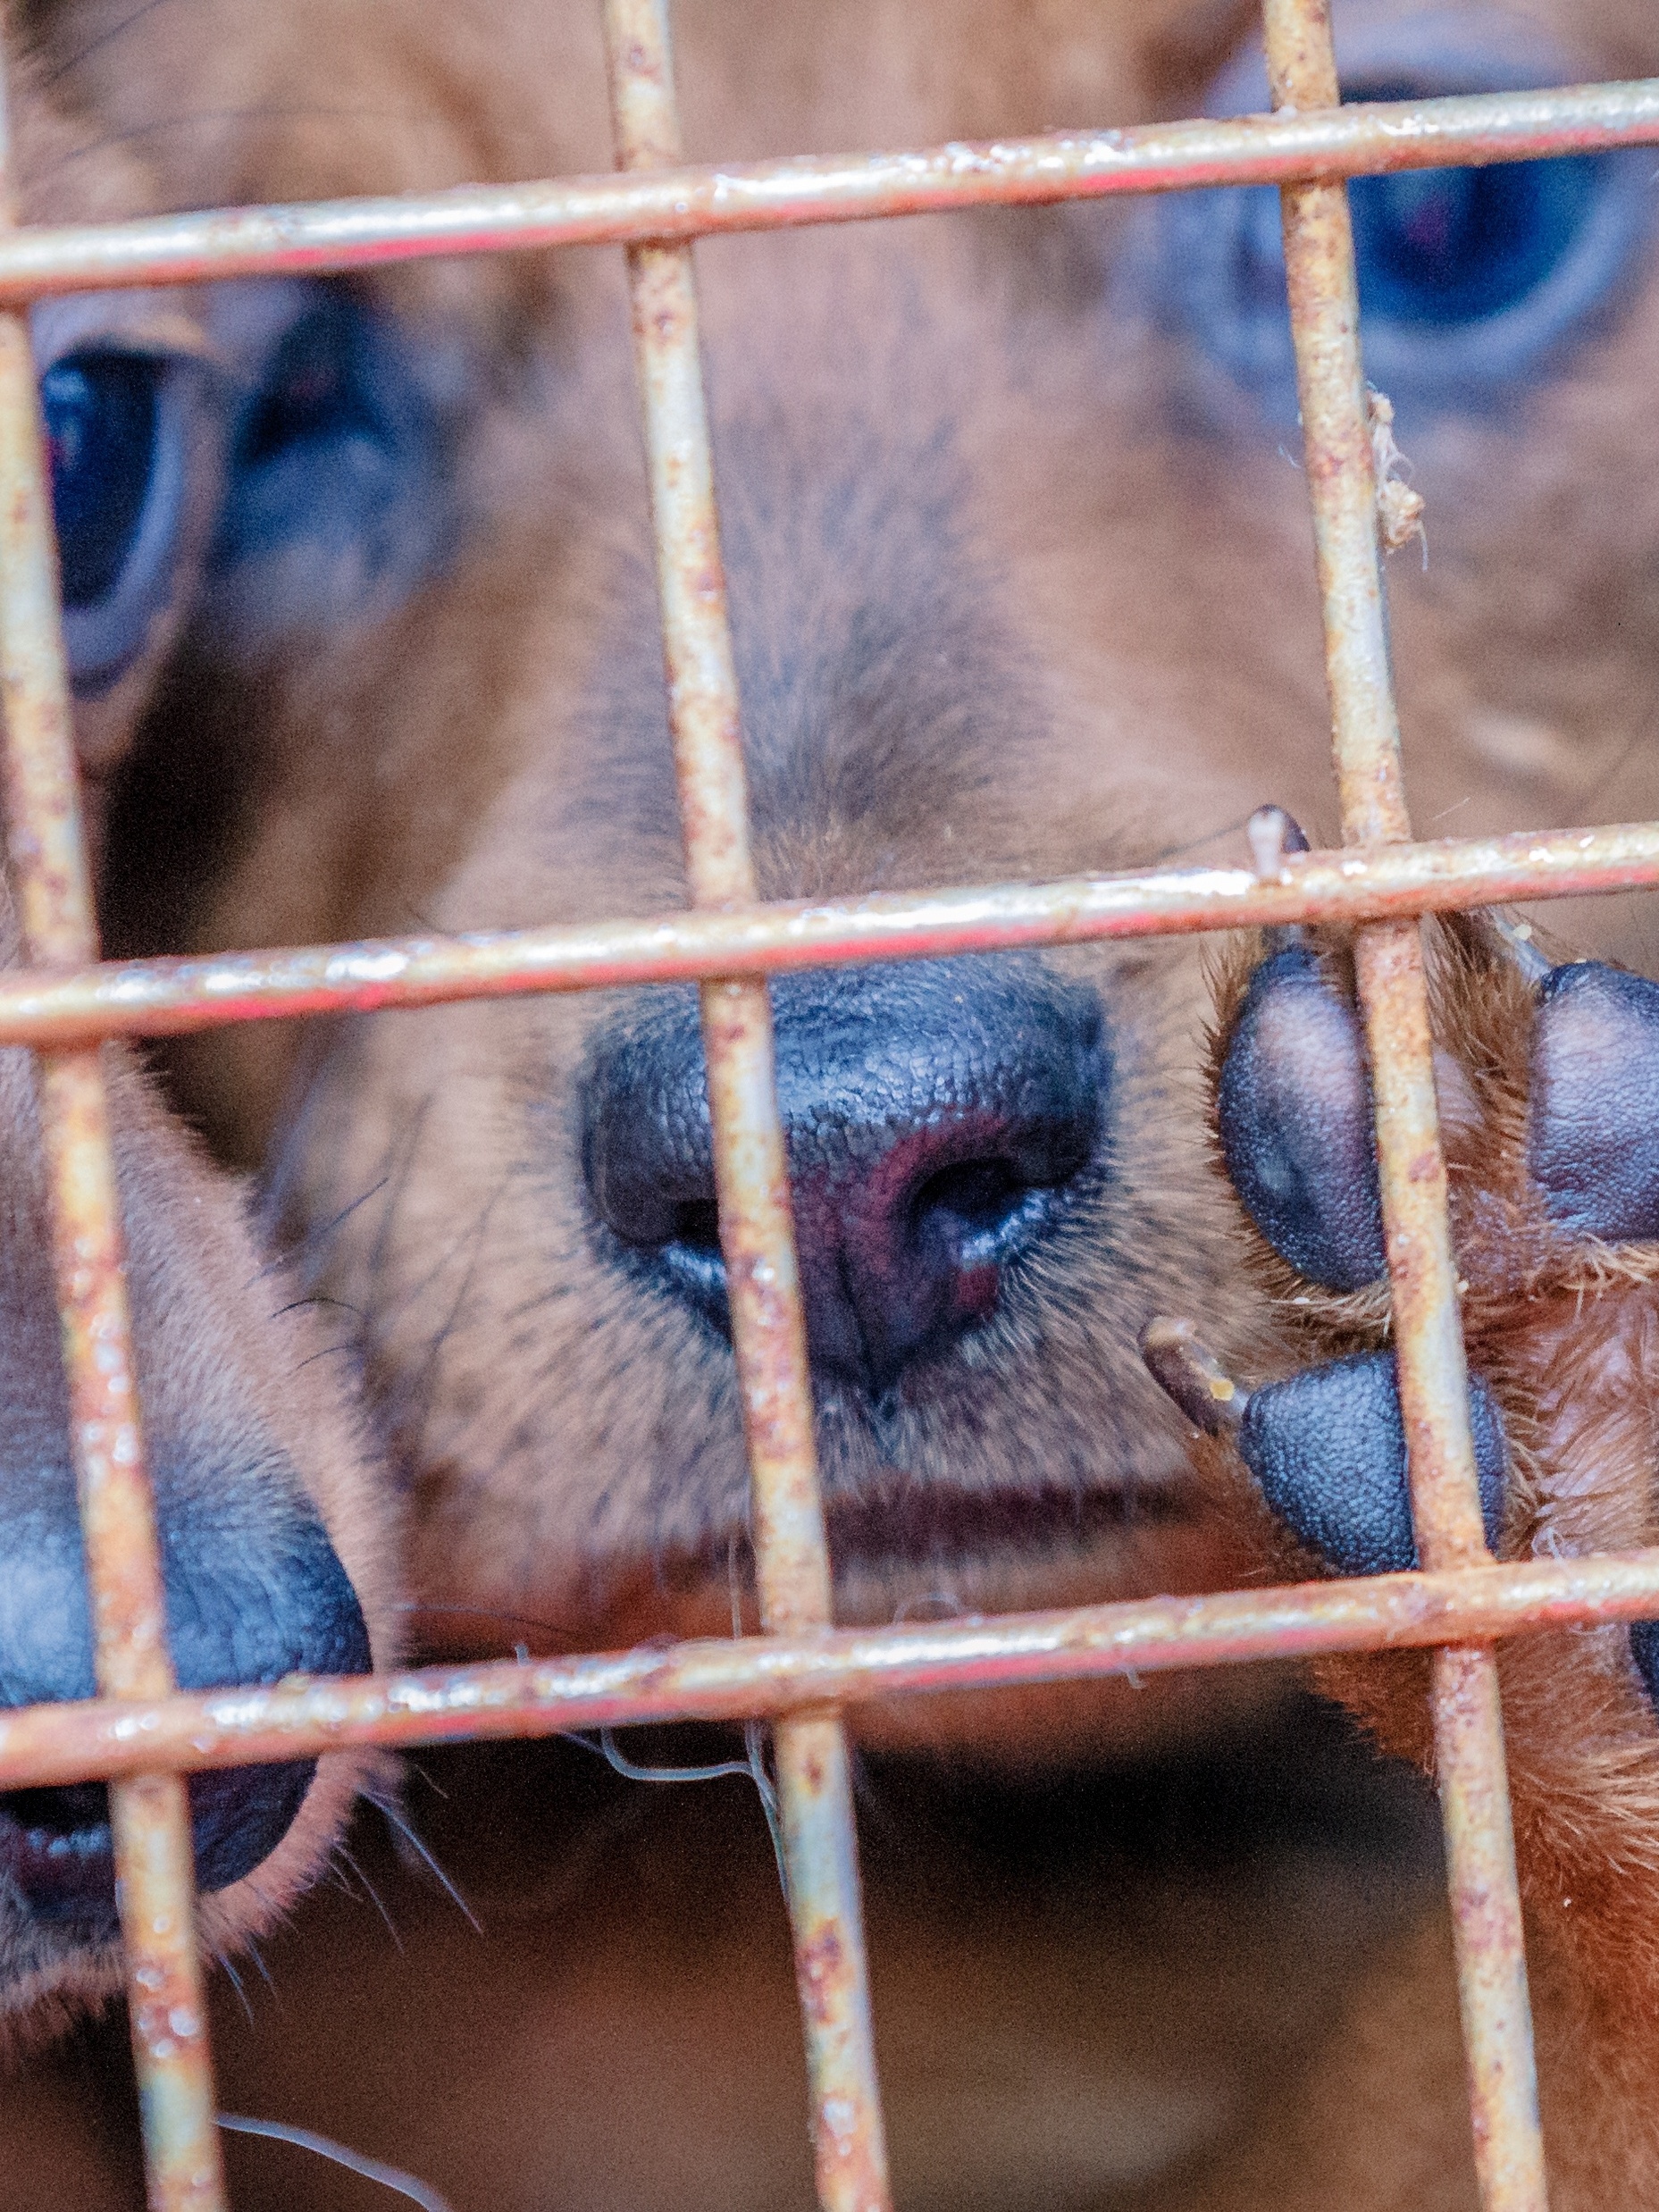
[0,51,225,2212]
[0,817,1638,1047]
[1266,1,1546,2204]
[5,822,1659,1032]
[0,78,1655,300]
[0,1544,1656,1788]
[602,4,890,2206]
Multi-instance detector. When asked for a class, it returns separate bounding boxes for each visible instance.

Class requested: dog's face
[62,0,1659,1742]
[0,41,398,2039]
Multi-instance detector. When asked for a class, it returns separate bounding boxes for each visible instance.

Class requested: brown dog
[23,0,1659,2202]
[0,13,398,2115]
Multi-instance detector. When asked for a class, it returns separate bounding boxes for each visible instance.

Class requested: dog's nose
[582,958,1107,1394]
[0,1452,370,1927]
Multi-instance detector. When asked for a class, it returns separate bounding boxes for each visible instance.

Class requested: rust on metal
[1435,1644,1547,2193]
[0,45,225,2212]
[1265,1,1546,2204]
[1,1543,1658,1785]
[0,80,1653,300]
[0,815,1644,1047]
[602,4,890,2206]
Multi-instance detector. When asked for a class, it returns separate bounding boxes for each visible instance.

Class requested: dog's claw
[1246,805,1313,959]
[1487,909,1554,985]
[1245,804,1311,879]
[1140,1316,1249,1435]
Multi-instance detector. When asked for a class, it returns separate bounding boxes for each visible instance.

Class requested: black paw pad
[1238,1350,1507,1575]
[1530,963,1659,1243]
[1218,946,1386,1290]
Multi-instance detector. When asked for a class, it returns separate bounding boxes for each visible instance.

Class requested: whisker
[272,1177,390,1272]
[563,1723,789,1900]
[582,1727,760,1789]
[257,1018,364,1249]
[745,1720,789,1902]
[214,1948,255,2028]
[373,1802,481,1934]
[43,0,179,89]
[218,2114,456,2212]
[335,1843,402,1953]
[242,1934,276,1999]
[365,1100,433,1322]
[394,1599,583,1645]
[43,105,456,181]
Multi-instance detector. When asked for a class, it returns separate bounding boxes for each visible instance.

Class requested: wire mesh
[0,0,1646,2203]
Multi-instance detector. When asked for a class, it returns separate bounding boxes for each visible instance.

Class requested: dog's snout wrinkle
[583,958,1108,1395]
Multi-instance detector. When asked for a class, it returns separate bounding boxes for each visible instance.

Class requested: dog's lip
[824,1472,1195,1574]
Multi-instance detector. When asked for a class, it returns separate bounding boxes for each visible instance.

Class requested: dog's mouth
[824,1476,1195,1579]
[0,1784,120,1928]
[0,1760,320,1929]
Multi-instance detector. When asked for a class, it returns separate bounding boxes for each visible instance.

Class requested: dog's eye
[41,351,186,691]
[1159,65,1651,410]
[1347,122,1604,331]
[207,287,443,643]
[235,295,384,468]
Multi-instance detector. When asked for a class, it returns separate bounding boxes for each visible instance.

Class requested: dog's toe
[1237,1350,1508,1576]
[1529,962,1659,1242]
[1216,943,1385,1290]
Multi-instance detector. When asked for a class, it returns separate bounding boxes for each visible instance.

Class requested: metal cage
[0,0,1655,2205]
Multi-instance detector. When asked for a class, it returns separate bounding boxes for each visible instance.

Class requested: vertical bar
[1261,4,1548,2206]
[0,54,225,2212]
[600,6,893,2209]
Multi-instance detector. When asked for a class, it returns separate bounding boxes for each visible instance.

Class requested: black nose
[0,1449,370,1928]
[582,957,1107,1394]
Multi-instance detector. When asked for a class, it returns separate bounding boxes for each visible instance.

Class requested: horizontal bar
[0,820,1652,1046]
[2,79,1655,301]
[3,1545,1659,1789]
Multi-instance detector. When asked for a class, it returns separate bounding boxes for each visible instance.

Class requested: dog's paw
[1147,884,1659,1755]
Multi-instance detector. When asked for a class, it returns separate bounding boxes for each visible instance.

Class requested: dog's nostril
[0,1783,117,1925]
[0,1764,318,1929]
[583,958,1107,1394]
[672,1199,723,1256]
[913,1157,1047,1251]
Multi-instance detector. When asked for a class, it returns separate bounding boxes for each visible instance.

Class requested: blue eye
[43,353,160,609]
[1158,70,1652,409]
[1347,91,1605,331]
[232,295,385,473]
[206,286,445,649]
[39,350,187,691]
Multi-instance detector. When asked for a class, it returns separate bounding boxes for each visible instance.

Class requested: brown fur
[15,0,1659,2200]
